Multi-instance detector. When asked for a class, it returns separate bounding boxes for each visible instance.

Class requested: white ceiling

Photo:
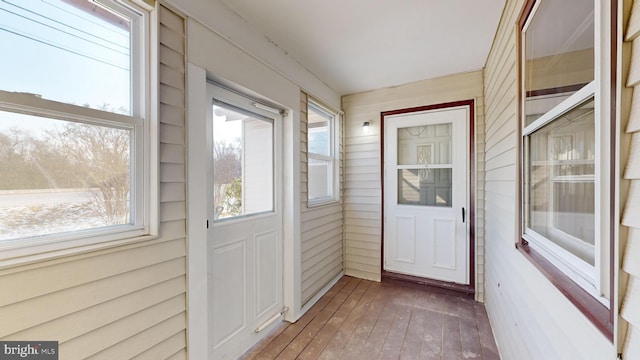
[219,0,506,96]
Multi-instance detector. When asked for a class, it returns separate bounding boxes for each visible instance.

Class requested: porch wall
[482,0,613,358]
[621,0,640,357]
[299,92,345,305]
[341,70,487,301]
[0,6,188,359]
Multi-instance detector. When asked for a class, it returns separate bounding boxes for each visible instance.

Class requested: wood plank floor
[241,276,499,360]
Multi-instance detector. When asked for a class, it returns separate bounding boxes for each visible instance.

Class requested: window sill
[516,240,613,341]
[307,198,341,209]
[0,233,158,270]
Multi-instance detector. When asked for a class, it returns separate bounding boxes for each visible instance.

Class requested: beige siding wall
[300,92,344,304]
[622,0,640,357]
[0,6,188,359]
[341,71,486,300]
[482,0,613,358]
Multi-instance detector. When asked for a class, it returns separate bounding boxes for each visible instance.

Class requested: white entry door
[384,106,469,284]
[206,84,284,360]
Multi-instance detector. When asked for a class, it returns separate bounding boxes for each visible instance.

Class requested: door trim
[380,99,475,294]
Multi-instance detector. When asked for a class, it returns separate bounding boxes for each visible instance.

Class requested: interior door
[206,83,284,360]
[384,106,469,284]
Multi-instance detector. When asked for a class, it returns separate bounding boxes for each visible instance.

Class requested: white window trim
[307,98,340,207]
[208,82,281,223]
[521,0,612,301]
[0,0,157,265]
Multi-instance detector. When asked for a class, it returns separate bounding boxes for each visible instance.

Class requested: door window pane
[397,124,451,165]
[213,104,273,220]
[526,99,595,265]
[398,169,452,207]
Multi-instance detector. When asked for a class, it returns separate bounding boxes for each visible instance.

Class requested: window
[307,99,339,205]
[211,85,276,221]
[0,0,152,256]
[519,0,614,337]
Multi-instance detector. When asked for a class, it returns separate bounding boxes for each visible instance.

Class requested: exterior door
[206,83,284,360]
[384,105,469,284]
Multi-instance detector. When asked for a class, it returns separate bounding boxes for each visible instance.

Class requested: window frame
[516,0,616,339]
[0,0,156,262]
[307,98,340,207]
[208,82,281,224]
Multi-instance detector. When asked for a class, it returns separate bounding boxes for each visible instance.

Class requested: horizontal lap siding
[341,70,486,302]
[300,92,344,304]
[0,6,188,359]
[483,1,612,359]
[622,1,640,357]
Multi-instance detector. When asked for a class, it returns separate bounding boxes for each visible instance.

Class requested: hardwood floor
[241,276,499,360]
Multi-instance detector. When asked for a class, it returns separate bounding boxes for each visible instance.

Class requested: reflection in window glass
[526,99,595,265]
[397,169,452,207]
[308,107,330,156]
[307,101,337,203]
[213,103,273,220]
[524,0,594,125]
[0,0,132,114]
[397,124,451,165]
[0,111,132,241]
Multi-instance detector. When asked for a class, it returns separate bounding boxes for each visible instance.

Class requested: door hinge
[206,220,209,229]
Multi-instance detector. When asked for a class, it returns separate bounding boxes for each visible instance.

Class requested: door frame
[380,99,475,295]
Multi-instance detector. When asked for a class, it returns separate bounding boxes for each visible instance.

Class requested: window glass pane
[0,111,132,241]
[524,0,594,125]
[308,105,331,156]
[398,169,452,207]
[397,124,451,165]
[0,0,132,115]
[213,104,273,220]
[527,99,595,265]
[309,158,332,199]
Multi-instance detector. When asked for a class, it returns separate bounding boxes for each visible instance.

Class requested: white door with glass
[384,106,469,284]
[206,84,283,360]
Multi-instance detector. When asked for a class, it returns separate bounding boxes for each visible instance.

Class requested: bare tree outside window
[0,114,132,240]
[213,140,241,218]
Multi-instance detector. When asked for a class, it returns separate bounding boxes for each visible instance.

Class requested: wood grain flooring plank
[337,283,392,360]
[316,282,382,360]
[442,313,462,360]
[399,307,428,360]
[378,286,417,360]
[298,281,372,359]
[460,317,483,360]
[420,309,443,360]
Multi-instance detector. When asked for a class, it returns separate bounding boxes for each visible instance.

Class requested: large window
[307,99,339,205]
[519,0,614,337]
[0,0,152,256]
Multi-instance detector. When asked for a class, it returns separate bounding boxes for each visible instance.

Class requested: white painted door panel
[384,107,469,284]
